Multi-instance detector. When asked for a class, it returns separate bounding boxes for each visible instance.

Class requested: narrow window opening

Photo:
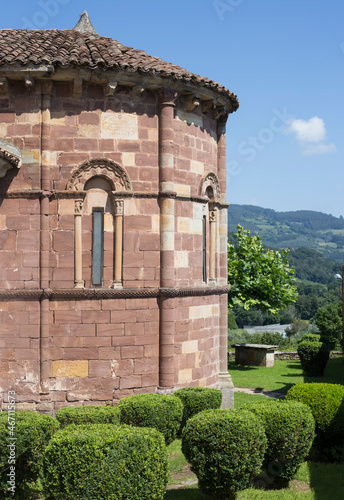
[92,207,104,286]
[202,214,207,283]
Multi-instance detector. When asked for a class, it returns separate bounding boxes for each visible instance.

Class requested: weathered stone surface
[52,360,89,378]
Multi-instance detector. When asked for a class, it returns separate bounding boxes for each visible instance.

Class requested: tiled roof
[0,28,238,109]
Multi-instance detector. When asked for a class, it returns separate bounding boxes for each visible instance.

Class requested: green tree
[228,225,298,314]
[314,303,343,350]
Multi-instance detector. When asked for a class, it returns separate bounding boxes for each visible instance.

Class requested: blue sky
[2,0,344,216]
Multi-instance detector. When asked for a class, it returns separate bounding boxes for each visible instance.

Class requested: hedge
[116,393,183,445]
[0,410,60,499]
[297,340,329,376]
[285,382,344,448]
[240,400,315,487]
[43,423,168,500]
[56,405,120,428]
[173,387,222,434]
[182,409,267,499]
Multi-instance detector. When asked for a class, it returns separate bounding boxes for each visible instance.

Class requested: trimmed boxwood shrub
[240,400,315,487]
[56,404,120,427]
[0,410,60,499]
[297,339,329,376]
[117,393,183,445]
[286,382,344,447]
[182,409,267,499]
[173,387,222,434]
[43,423,168,500]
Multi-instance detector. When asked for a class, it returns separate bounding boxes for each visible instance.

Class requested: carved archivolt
[66,159,132,192]
[0,139,22,179]
[199,171,221,201]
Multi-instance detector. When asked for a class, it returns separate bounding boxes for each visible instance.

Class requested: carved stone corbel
[202,99,215,114]
[184,95,200,111]
[25,75,35,92]
[73,77,83,98]
[0,76,8,94]
[0,139,22,179]
[213,106,229,123]
[131,82,145,101]
[105,77,118,97]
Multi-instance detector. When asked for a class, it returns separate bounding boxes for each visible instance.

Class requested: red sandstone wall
[0,80,226,410]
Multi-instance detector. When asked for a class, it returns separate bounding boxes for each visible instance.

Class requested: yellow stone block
[122,152,135,166]
[182,340,198,354]
[175,251,188,268]
[104,213,114,232]
[174,184,190,197]
[178,368,193,384]
[177,217,190,233]
[78,124,99,138]
[190,160,204,174]
[101,112,138,140]
[124,198,139,216]
[52,360,88,378]
[58,199,76,215]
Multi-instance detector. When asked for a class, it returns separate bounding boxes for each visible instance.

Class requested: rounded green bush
[297,340,329,376]
[285,382,344,446]
[56,404,120,428]
[240,400,315,487]
[182,409,267,499]
[43,423,168,500]
[117,393,183,445]
[0,410,60,499]
[173,387,222,434]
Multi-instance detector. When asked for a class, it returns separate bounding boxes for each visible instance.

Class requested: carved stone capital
[114,199,124,216]
[158,88,180,106]
[209,207,217,222]
[74,199,84,215]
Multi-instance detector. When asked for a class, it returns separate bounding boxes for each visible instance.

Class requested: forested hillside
[227,206,343,327]
[228,204,344,263]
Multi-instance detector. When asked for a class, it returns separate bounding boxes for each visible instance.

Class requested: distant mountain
[228,204,344,263]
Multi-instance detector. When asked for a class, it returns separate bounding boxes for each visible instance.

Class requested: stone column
[39,81,53,401]
[74,199,84,288]
[209,205,217,285]
[158,89,179,389]
[217,116,234,408]
[113,199,123,288]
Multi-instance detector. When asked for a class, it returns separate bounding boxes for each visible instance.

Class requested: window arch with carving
[66,159,131,288]
[199,172,220,285]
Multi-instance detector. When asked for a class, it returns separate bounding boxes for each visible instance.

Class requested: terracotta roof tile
[0,29,238,109]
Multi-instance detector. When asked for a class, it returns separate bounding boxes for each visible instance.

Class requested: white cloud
[302,143,337,155]
[286,116,326,143]
[285,116,336,155]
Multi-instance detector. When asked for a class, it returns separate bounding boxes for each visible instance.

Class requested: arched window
[67,159,131,289]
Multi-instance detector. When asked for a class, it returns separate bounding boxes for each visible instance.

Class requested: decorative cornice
[0,189,42,199]
[0,286,230,300]
[158,191,177,200]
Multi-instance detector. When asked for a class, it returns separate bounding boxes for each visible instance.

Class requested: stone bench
[231,343,279,367]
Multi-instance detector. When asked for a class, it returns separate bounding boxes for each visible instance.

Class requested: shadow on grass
[164,487,209,500]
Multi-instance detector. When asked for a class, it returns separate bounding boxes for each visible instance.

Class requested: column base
[111,281,123,289]
[156,386,175,396]
[218,371,234,409]
[74,281,84,289]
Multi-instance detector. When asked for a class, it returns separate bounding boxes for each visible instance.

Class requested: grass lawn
[228,356,344,394]
[165,439,344,500]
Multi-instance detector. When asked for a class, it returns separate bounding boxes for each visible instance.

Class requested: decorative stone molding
[2,190,42,198]
[0,139,22,179]
[157,190,177,200]
[0,286,230,300]
[199,171,221,202]
[66,158,132,192]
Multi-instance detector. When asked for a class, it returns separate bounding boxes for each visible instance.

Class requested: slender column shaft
[114,212,123,284]
[158,89,178,388]
[74,200,84,288]
[209,207,217,282]
[40,83,52,396]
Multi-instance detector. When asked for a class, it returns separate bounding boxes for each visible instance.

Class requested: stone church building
[0,13,239,413]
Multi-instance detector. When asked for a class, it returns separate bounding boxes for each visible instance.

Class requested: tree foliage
[228,225,298,314]
[314,303,343,350]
